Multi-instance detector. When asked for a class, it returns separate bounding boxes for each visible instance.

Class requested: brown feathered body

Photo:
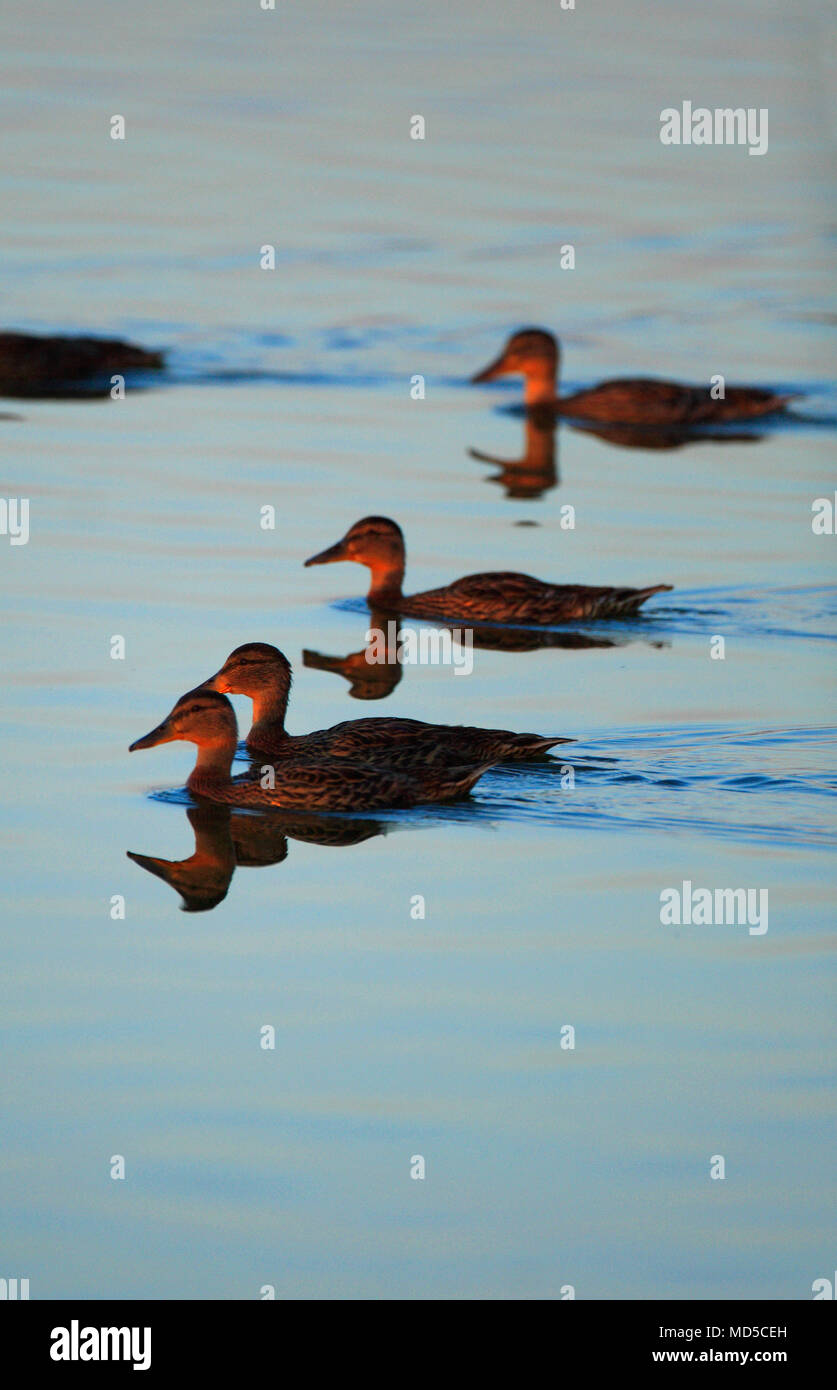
[248,716,565,763]
[397,572,672,624]
[195,757,493,811]
[0,331,164,393]
[556,378,792,426]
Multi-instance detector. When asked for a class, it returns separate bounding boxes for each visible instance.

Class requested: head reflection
[128,803,386,912]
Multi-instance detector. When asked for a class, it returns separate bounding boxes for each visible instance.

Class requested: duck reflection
[127,804,237,911]
[568,419,764,451]
[468,407,766,502]
[303,609,405,699]
[127,802,386,912]
[468,412,559,500]
[303,615,665,702]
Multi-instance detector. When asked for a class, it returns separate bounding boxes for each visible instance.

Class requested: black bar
[1,1299,829,1375]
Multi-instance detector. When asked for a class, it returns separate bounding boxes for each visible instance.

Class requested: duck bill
[198,671,227,694]
[471,351,511,384]
[302,649,343,672]
[129,718,174,752]
[304,538,349,567]
[126,849,177,875]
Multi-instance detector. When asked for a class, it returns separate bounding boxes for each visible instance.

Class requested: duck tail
[603,583,673,616]
[718,388,802,420]
[742,391,800,419]
[429,761,497,801]
[120,344,165,369]
[506,733,575,759]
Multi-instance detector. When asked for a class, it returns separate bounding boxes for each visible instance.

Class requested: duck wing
[558,377,793,425]
[557,378,706,425]
[694,385,797,421]
[323,719,571,762]
[250,717,435,759]
[214,757,493,812]
[404,571,557,621]
[213,760,410,811]
[253,715,569,765]
[302,716,435,756]
[403,571,672,624]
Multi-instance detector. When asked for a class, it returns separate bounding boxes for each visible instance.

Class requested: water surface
[1,0,835,1300]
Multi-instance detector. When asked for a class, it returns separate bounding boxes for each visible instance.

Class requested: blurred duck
[129,689,494,811]
[305,516,672,624]
[201,642,571,760]
[0,330,164,396]
[472,327,795,425]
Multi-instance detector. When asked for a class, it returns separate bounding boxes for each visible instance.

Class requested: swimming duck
[472,327,795,424]
[305,516,672,624]
[0,330,164,396]
[201,642,571,761]
[129,689,494,811]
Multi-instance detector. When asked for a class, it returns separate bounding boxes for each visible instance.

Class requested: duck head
[201,642,293,741]
[305,516,406,606]
[130,688,238,787]
[472,328,559,407]
[202,642,291,700]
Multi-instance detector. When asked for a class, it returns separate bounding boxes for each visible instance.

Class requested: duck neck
[187,739,235,793]
[188,806,235,869]
[524,367,559,408]
[248,682,291,746]
[523,415,557,467]
[367,556,405,608]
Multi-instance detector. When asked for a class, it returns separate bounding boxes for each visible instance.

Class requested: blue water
[0,0,834,1301]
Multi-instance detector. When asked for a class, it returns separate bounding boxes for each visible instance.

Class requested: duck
[305,516,672,624]
[129,689,495,811]
[0,330,164,396]
[200,642,572,761]
[471,327,796,425]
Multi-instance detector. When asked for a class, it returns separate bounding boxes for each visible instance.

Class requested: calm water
[1,0,835,1300]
